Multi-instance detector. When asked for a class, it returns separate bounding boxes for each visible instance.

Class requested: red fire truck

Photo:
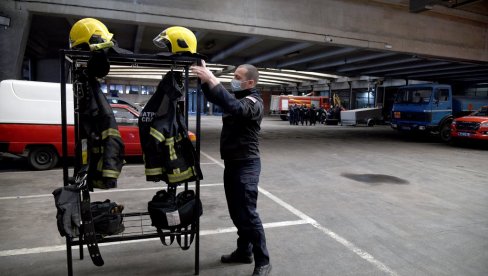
[270,95,330,120]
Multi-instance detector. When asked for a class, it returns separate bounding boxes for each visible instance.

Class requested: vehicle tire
[28,146,59,170]
[439,120,452,143]
[367,119,374,127]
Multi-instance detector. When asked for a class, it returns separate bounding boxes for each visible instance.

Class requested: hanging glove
[53,185,81,238]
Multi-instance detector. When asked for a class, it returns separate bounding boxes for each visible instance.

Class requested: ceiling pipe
[407,67,488,78]
[308,52,395,70]
[211,37,263,62]
[246,42,312,64]
[450,76,488,82]
[277,47,357,68]
[445,71,488,78]
[213,65,236,77]
[385,64,479,76]
[362,61,450,74]
[337,57,419,72]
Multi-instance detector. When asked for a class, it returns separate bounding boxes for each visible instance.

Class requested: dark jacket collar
[234,87,258,99]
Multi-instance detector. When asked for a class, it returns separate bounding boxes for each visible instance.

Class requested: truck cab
[390,84,453,141]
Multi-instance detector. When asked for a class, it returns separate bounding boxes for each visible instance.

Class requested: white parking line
[0,162,218,174]
[0,183,224,200]
[1,152,399,275]
[200,151,399,276]
[0,220,309,257]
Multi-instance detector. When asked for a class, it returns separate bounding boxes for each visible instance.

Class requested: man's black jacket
[202,83,263,160]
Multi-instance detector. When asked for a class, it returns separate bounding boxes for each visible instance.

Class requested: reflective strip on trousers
[145,167,164,176]
[97,158,103,172]
[102,128,121,140]
[150,127,165,142]
[167,167,196,183]
[82,139,88,165]
[103,169,121,179]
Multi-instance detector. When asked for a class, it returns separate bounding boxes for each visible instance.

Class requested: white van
[0,80,141,170]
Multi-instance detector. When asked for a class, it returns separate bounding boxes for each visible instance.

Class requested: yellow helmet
[69,18,114,51]
[153,26,197,54]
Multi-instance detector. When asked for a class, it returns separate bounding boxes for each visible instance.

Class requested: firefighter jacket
[75,69,125,190]
[138,71,203,184]
[201,83,263,160]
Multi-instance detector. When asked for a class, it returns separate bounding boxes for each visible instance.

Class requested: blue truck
[390,84,488,142]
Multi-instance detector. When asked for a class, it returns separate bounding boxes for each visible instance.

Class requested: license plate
[401,126,411,130]
[458,132,471,137]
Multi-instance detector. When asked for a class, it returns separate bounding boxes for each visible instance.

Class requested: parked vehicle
[0,80,195,170]
[390,84,488,142]
[270,95,330,120]
[340,107,382,126]
[450,106,488,142]
[107,97,143,112]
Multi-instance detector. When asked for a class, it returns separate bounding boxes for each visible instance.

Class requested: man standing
[192,61,271,276]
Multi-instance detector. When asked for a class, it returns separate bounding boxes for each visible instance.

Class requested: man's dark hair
[239,64,259,84]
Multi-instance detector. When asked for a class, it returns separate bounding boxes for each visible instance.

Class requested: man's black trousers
[223,158,270,266]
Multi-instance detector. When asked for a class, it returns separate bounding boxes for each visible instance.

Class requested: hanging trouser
[223,158,270,267]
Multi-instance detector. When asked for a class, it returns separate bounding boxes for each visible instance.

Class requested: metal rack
[59,49,202,275]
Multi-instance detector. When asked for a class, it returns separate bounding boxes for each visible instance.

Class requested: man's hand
[191,60,220,89]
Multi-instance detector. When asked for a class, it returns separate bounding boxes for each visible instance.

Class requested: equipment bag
[148,189,202,229]
[90,199,125,236]
[148,189,202,249]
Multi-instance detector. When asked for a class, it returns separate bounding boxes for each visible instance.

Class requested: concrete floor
[0,116,487,276]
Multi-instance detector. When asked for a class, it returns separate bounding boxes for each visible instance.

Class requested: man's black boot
[252,263,272,276]
[221,250,253,264]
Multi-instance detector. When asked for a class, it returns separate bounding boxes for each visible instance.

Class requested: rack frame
[59,49,203,276]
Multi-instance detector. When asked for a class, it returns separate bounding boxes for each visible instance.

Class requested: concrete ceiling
[26,2,488,87]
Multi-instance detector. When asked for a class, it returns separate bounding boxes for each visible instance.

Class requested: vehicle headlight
[481,122,488,127]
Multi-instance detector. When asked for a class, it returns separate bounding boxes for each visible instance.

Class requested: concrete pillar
[0,0,31,81]
[374,82,379,107]
[348,81,353,110]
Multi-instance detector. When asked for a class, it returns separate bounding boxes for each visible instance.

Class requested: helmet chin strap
[87,50,110,78]
[89,41,114,51]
